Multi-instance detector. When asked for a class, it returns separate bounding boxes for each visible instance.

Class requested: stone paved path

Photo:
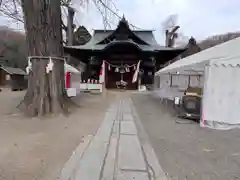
[58,96,167,180]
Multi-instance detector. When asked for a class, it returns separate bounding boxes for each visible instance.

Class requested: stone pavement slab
[101,136,117,180]
[73,103,118,180]
[120,121,137,135]
[118,134,146,171]
[123,114,134,121]
[116,171,149,180]
[130,98,168,180]
[58,96,167,180]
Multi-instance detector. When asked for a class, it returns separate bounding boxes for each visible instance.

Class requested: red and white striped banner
[132,60,141,83]
[99,60,105,83]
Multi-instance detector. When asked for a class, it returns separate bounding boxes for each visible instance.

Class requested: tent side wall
[202,64,240,129]
[153,73,204,100]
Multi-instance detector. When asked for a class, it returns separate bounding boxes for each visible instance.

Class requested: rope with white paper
[46,57,54,74]
[26,57,32,74]
[25,56,65,74]
[105,61,137,68]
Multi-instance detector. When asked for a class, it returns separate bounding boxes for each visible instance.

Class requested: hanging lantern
[115,67,119,72]
[108,64,111,70]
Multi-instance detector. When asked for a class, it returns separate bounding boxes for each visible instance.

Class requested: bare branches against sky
[0,0,23,23]
[0,0,144,30]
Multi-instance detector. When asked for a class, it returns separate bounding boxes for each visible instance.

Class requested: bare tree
[161,14,178,32]
[161,14,188,47]
[0,0,77,32]
[161,14,179,47]
[0,0,23,23]
[0,26,27,68]
[0,0,144,31]
[0,0,111,117]
[0,0,144,117]
[16,0,74,116]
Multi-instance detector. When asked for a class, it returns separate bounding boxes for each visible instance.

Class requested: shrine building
[64,16,186,90]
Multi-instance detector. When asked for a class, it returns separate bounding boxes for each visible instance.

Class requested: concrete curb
[57,102,118,180]
[73,103,117,180]
[57,135,93,180]
[129,98,169,180]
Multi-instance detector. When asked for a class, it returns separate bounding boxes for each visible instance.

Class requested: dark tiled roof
[65,29,168,51]
[181,37,201,58]
[0,66,27,75]
[65,42,185,52]
[91,30,160,46]
[64,17,186,53]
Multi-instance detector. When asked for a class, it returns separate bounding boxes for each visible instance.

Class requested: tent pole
[201,63,210,127]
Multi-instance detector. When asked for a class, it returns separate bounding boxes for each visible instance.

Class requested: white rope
[28,56,66,61]
[25,56,66,74]
[105,60,137,68]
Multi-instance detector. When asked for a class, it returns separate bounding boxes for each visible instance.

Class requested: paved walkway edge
[57,102,117,180]
[57,97,168,180]
[57,135,94,180]
[130,98,168,180]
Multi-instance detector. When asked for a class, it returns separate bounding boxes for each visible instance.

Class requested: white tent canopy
[155,37,240,75]
[154,37,240,130]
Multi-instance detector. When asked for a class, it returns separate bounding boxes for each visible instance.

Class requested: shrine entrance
[64,16,186,90]
[103,42,141,90]
[105,59,139,90]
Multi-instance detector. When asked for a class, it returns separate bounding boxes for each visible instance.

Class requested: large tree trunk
[20,0,72,117]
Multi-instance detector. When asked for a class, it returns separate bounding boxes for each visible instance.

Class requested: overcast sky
[0,0,240,45]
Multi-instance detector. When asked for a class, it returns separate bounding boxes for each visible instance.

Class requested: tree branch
[93,0,143,30]
[61,20,68,32]
[0,0,23,22]
[0,0,144,32]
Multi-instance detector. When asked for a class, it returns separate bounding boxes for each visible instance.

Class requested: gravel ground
[131,93,240,180]
[0,91,116,180]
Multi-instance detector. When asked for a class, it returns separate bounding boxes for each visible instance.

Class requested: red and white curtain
[65,72,71,88]
[64,63,81,89]
[99,60,105,83]
[132,60,141,83]
[99,60,141,84]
